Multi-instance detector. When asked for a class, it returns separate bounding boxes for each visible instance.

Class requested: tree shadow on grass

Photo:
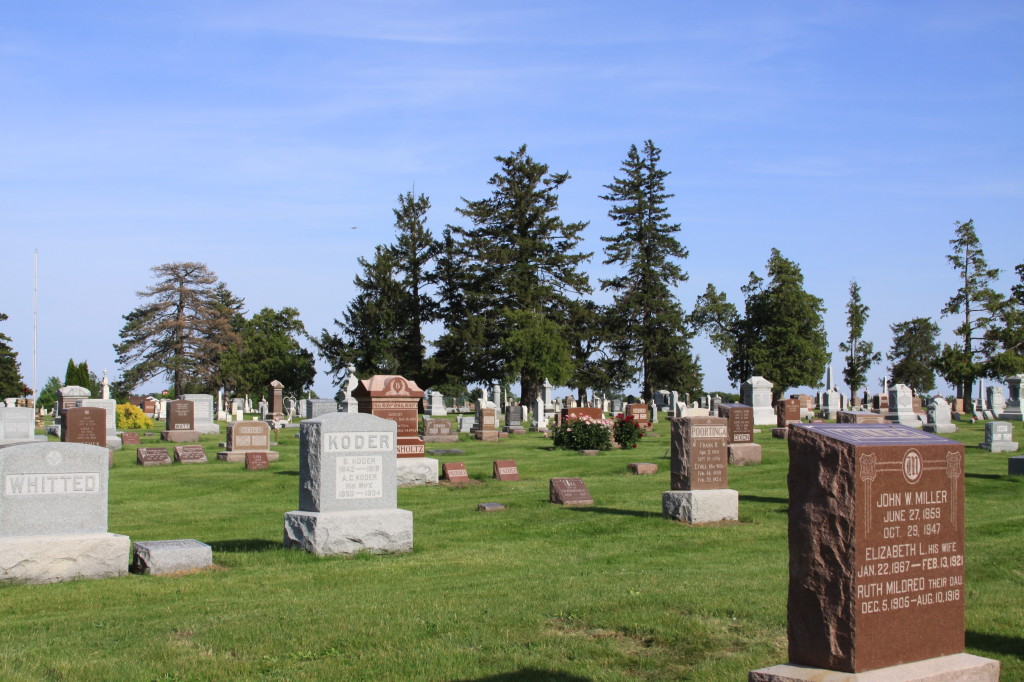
[966,630,1024,660]
[740,494,789,507]
[565,506,661,519]
[965,473,1010,481]
[274,470,300,476]
[206,539,281,553]
[458,669,592,681]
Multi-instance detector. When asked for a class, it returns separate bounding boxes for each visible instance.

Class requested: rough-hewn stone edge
[132,539,213,575]
[283,509,413,556]
[397,457,439,487]
[0,533,130,584]
[661,489,738,524]
[748,653,1000,681]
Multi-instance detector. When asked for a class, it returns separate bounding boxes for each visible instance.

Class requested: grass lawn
[0,417,1021,681]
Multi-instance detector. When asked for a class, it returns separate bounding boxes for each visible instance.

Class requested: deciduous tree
[221,307,316,396]
[982,263,1024,379]
[887,317,941,393]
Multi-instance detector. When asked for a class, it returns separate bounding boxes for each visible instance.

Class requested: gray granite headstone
[284,412,412,555]
[182,394,219,434]
[0,441,129,583]
[924,397,957,434]
[131,539,212,575]
[980,421,1018,452]
[741,376,775,425]
[0,407,36,444]
[77,398,122,449]
[306,399,337,419]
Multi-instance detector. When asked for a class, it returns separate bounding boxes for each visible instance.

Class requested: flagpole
[33,249,38,404]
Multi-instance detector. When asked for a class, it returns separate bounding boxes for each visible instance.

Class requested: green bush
[611,412,645,449]
[552,414,612,451]
[116,402,153,430]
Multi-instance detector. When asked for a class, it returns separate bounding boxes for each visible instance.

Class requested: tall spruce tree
[114,262,241,396]
[888,317,941,393]
[839,280,880,400]
[730,249,829,399]
[936,219,1000,404]
[317,245,406,382]
[600,140,701,399]
[982,263,1024,378]
[445,145,591,403]
[0,313,26,399]
[390,191,437,387]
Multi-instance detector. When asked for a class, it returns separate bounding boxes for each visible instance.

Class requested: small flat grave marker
[131,539,213,575]
[137,448,171,466]
[120,432,141,445]
[493,460,519,481]
[441,462,469,483]
[628,463,658,475]
[549,477,593,506]
[245,452,269,470]
[477,503,505,512]
[174,445,207,464]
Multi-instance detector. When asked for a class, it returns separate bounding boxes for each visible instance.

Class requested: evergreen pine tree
[839,280,880,400]
[600,140,701,399]
[0,313,26,399]
[982,263,1024,378]
[937,219,1000,404]
[888,318,941,393]
[390,191,437,386]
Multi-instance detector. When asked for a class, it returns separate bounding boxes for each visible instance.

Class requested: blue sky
[1,1,1021,401]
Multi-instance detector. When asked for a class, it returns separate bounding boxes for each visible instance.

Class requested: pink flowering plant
[612,413,644,449]
[552,414,613,451]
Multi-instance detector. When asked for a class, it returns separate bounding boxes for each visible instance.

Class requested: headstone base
[216,450,280,463]
[423,434,460,443]
[283,509,413,556]
[161,430,200,442]
[131,539,213,575]
[397,457,439,487]
[194,423,220,435]
[748,653,1000,682]
[1000,410,1022,422]
[1008,456,1024,476]
[662,489,739,524]
[504,427,526,435]
[475,431,499,442]
[772,427,789,439]
[628,463,658,475]
[0,533,130,584]
[728,443,762,466]
[923,424,958,434]
[979,442,1019,453]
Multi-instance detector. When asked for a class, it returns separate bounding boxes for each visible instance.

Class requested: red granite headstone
[718,403,754,443]
[354,375,425,457]
[787,423,966,673]
[549,477,593,506]
[627,403,650,429]
[670,416,728,490]
[166,400,194,430]
[121,432,141,445]
[137,447,171,466]
[493,460,519,481]
[562,407,602,421]
[61,407,105,447]
[174,445,207,463]
[441,462,469,483]
[777,398,801,427]
[267,379,285,420]
[628,463,658,475]
[837,410,885,424]
[245,452,269,470]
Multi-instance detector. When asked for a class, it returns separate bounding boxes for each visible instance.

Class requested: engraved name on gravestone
[671,416,728,490]
[787,423,966,673]
[493,460,519,481]
[137,448,171,466]
[549,478,593,506]
[174,446,207,463]
[441,462,469,483]
[718,404,753,443]
[980,421,1017,452]
[167,401,194,430]
[62,407,105,447]
[245,452,269,470]
[777,398,801,427]
[353,375,425,458]
[0,407,35,443]
[120,432,141,445]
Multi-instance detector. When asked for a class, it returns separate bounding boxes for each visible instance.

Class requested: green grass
[1,418,1021,680]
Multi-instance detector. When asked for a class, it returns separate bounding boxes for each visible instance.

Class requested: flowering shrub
[552,414,612,451]
[612,413,645,449]
[116,402,153,430]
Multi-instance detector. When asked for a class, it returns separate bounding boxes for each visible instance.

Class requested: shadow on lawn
[740,494,789,508]
[965,473,1011,481]
[459,669,592,682]
[206,539,280,553]
[966,630,1024,660]
[565,506,661,519]
[274,470,300,476]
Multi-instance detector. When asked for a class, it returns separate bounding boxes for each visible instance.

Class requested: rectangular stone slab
[441,462,469,483]
[670,416,729,490]
[493,460,519,481]
[549,477,593,506]
[787,423,966,673]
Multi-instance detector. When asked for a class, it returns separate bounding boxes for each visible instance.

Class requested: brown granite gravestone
[217,421,279,462]
[493,460,519,481]
[137,447,171,466]
[161,400,199,442]
[562,407,602,421]
[267,380,285,420]
[422,417,459,443]
[628,463,658,475]
[670,416,728,490]
[627,403,650,429]
[61,407,105,447]
[173,445,207,464]
[120,432,141,445]
[245,452,269,470]
[837,410,885,424]
[353,375,425,457]
[441,462,469,483]
[790,394,814,411]
[718,404,754,443]
[777,399,801,427]
[549,478,593,506]
[787,423,966,672]
[475,408,499,442]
